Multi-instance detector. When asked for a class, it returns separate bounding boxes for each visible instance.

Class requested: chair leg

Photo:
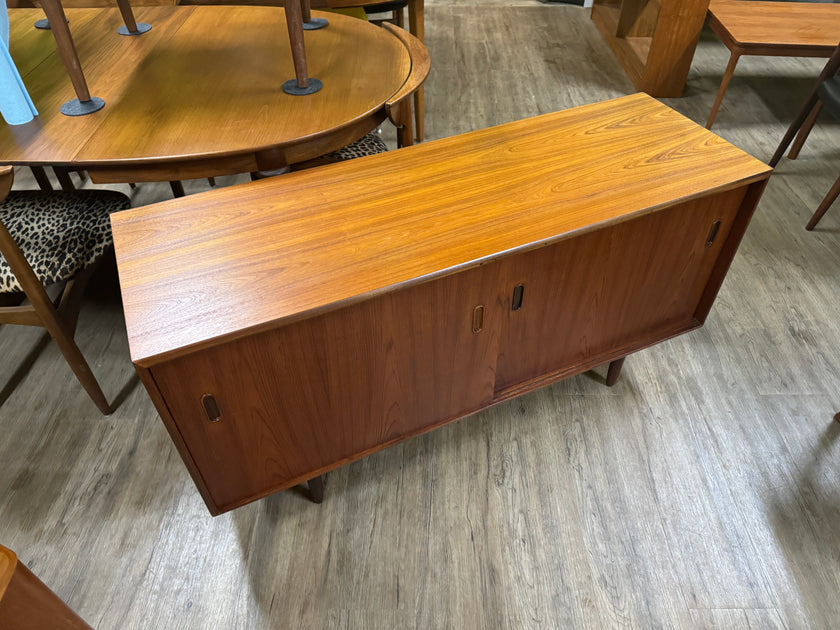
[46,322,111,414]
[771,44,840,167]
[788,101,822,160]
[30,166,54,191]
[706,50,741,129]
[53,167,76,192]
[806,172,840,230]
[605,357,625,387]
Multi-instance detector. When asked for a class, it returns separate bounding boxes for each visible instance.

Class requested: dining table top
[1,6,415,181]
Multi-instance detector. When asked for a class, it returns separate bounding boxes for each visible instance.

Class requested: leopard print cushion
[326,131,389,161]
[0,190,130,293]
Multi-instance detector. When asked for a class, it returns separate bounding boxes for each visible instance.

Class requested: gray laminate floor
[1,3,838,628]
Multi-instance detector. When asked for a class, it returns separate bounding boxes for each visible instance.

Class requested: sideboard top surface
[112,93,771,366]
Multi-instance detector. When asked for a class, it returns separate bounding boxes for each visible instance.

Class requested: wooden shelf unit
[113,94,771,515]
[591,0,711,97]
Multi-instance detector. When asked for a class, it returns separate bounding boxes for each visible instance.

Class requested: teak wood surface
[113,93,771,367]
[0,546,92,629]
[1,6,421,180]
[705,0,840,128]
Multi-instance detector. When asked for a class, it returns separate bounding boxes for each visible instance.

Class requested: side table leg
[307,475,325,504]
[706,50,740,129]
[788,101,822,160]
[605,357,625,387]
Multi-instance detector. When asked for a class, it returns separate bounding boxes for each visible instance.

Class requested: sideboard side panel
[135,366,223,515]
[693,179,769,324]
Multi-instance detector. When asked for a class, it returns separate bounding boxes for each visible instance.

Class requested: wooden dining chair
[0,166,130,414]
[770,42,840,229]
[0,544,92,630]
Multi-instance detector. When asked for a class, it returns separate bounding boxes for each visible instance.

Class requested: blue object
[1,0,39,125]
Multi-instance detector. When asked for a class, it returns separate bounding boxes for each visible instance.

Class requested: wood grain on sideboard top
[112,93,771,366]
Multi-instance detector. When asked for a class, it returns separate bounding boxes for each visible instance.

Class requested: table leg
[706,50,740,129]
[40,0,105,116]
[115,0,152,36]
[788,101,822,160]
[408,0,424,141]
[282,0,323,95]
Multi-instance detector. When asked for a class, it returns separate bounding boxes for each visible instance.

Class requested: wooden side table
[0,545,91,630]
[705,0,840,128]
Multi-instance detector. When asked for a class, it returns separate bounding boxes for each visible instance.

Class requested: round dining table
[0,6,428,184]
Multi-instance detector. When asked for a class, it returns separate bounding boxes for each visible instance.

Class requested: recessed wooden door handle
[512,284,525,311]
[472,305,484,333]
[202,393,222,422]
[706,219,722,246]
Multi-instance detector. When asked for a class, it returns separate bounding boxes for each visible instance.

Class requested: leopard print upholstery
[0,190,130,293]
[325,131,389,161]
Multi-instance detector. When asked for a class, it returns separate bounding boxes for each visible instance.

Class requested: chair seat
[0,190,130,293]
[325,131,389,161]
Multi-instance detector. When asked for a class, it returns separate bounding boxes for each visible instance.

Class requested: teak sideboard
[112,94,772,515]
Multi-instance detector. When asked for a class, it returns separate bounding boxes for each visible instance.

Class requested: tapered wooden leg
[788,101,822,160]
[39,0,91,103]
[285,0,309,89]
[771,45,840,167]
[169,181,185,198]
[806,172,840,230]
[30,166,53,191]
[47,323,111,415]
[408,0,424,141]
[389,101,414,149]
[307,475,324,503]
[115,0,151,35]
[706,50,740,129]
[605,357,625,387]
[116,0,139,32]
[53,167,76,191]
